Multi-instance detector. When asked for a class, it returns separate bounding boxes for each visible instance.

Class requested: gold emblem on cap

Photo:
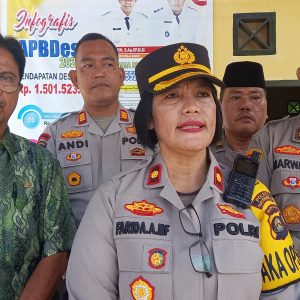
[174,45,195,65]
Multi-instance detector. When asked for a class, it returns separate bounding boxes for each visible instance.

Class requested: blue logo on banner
[18,105,63,129]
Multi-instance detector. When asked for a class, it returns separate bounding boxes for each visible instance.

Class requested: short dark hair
[0,34,25,81]
[75,33,119,59]
[134,81,223,150]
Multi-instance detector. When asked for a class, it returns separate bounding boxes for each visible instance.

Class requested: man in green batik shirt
[0,34,76,299]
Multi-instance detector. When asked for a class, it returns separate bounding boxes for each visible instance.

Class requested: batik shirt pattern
[0,129,76,299]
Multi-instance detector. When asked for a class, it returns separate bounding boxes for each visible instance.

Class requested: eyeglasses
[0,75,20,93]
[179,204,212,278]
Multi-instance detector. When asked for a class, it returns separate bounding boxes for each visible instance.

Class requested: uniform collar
[0,127,20,158]
[75,105,133,135]
[143,151,224,210]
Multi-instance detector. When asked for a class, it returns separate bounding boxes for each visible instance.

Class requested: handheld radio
[224,151,260,209]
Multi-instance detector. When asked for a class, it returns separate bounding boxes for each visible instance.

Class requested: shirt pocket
[212,239,263,300]
[116,238,172,299]
[57,149,93,193]
[270,169,300,196]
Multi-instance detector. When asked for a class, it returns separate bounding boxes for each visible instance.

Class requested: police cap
[135,43,223,95]
[223,61,266,89]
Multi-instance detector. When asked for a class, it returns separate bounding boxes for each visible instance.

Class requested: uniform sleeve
[66,180,119,300]
[40,156,76,256]
[260,283,300,300]
[37,124,58,158]
[250,181,300,295]
[248,127,273,187]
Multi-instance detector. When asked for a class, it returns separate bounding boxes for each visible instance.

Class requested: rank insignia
[61,130,84,139]
[283,205,300,224]
[124,200,164,216]
[295,127,300,140]
[37,133,51,147]
[282,176,300,189]
[67,172,81,186]
[120,109,129,122]
[78,111,87,125]
[214,166,223,191]
[37,140,47,148]
[217,204,246,219]
[269,215,288,240]
[130,147,146,157]
[66,152,82,162]
[38,133,51,141]
[126,126,136,134]
[148,248,167,269]
[245,148,264,161]
[147,164,162,185]
[275,145,300,155]
[130,276,154,300]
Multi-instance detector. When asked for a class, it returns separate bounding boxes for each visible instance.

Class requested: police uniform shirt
[150,4,207,46]
[248,115,300,251]
[38,105,151,226]
[210,131,239,169]
[67,151,299,299]
[100,9,149,46]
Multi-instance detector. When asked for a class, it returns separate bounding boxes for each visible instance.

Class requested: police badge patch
[148,248,167,269]
[130,276,154,300]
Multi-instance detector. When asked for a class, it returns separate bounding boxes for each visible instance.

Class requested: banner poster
[4,0,213,141]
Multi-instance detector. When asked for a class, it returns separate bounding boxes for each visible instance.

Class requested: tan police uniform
[210,131,239,169]
[67,152,299,299]
[248,114,300,252]
[100,9,149,46]
[38,105,151,226]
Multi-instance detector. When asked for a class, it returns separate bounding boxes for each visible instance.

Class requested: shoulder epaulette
[154,7,164,13]
[101,11,111,17]
[188,5,197,11]
[137,12,149,18]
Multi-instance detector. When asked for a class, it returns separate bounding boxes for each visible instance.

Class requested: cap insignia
[174,45,195,65]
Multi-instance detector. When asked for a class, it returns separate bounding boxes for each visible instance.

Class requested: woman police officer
[66,43,300,299]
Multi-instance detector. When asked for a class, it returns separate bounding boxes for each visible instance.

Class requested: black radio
[224,151,260,209]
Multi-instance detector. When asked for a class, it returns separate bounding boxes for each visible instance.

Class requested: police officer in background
[211,61,268,168]
[151,0,205,45]
[67,43,300,299]
[39,33,151,227]
[100,0,149,46]
[248,67,300,253]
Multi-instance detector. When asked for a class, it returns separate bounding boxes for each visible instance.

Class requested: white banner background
[2,0,213,141]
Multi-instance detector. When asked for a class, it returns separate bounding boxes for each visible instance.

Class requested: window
[233,12,276,56]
